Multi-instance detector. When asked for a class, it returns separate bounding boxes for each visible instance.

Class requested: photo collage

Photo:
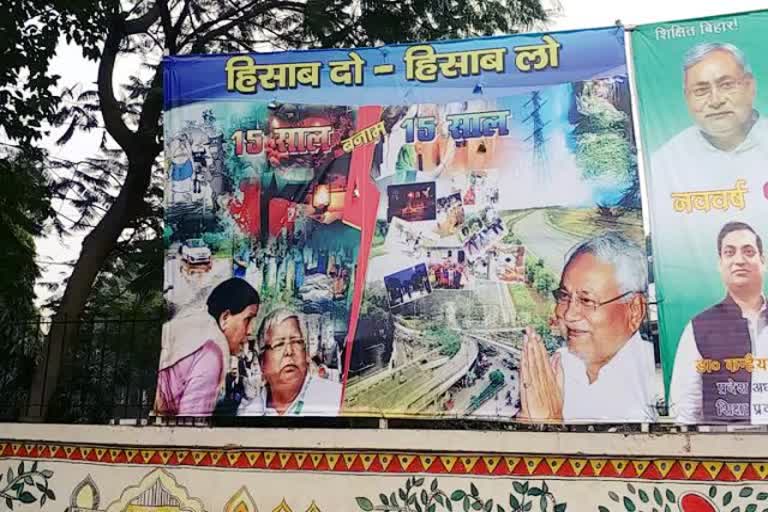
[159,78,652,423]
[346,83,652,422]
[159,101,362,417]
[157,25,668,423]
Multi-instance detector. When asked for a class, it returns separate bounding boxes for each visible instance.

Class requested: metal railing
[1,316,161,424]
[3,315,748,433]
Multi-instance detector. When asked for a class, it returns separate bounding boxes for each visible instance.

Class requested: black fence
[0,315,722,432]
[1,317,162,424]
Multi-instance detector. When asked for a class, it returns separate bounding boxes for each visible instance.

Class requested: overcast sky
[33,0,768,305]
[548,0,768,30]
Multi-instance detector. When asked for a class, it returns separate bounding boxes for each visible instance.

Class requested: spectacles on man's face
[552,288,636,313]
[687,75,749,99]
[263,337,305,356]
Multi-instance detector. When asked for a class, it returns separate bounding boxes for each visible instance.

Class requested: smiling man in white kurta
[648,43,768,424]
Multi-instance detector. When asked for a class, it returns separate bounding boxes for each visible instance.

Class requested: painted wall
[1,425,766,512]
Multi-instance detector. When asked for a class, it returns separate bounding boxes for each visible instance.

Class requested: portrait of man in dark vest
[669,221,767,424]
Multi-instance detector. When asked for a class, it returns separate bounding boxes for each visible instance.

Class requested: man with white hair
[652,42,767,177]
[518,232,655,423]
[239,308,342,416]
[646,43,768,425]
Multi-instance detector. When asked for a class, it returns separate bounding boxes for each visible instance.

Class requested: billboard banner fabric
[632,10,768,424]
[159,26,652,423]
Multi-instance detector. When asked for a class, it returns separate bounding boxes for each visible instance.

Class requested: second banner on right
[633,10,768,424]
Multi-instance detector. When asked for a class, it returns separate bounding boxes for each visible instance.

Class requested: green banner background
[632,9,768,396]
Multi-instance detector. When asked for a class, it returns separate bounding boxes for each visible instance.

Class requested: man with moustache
[243,308,342,416]
[670,222,768,424]
[156,278,261,416]
[518,232,655,423]
[653,42,767,165]
[647,43,765,273]
[644,42,768,425]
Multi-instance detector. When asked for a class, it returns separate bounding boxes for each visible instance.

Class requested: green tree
[0,0,113,418]
[524,256,545,284]
[533,268,556,295]
[0,152,55,418]
[0,1,112,143]
[573,87,631,179]
[426,325,461,357]
[0,154,54,318]
[572,80,640,208]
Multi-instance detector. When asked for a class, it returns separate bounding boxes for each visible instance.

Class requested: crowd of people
[464,217,505,260]
[384,265,432,307]
[232,227,354,305]
[429,261,467,289]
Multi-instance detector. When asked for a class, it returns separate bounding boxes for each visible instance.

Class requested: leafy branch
[356,478,566,512]
[0,461,56,509]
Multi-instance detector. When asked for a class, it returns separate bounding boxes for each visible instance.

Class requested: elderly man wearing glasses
[240,308,342,416]
[650,43,766,199]
[518,232,655,423]
[652,42,763,165]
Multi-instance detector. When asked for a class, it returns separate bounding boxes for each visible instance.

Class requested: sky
[546,0,768,30]
[33,0,768,306]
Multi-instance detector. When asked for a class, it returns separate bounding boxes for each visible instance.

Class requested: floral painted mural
[2,441,768,512]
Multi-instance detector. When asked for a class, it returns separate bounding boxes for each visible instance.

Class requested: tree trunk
[24,6,165,420]
[25,155,155,420]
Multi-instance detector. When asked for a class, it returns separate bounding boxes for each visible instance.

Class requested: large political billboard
[633,10,768,424]
[157,26,653,422]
